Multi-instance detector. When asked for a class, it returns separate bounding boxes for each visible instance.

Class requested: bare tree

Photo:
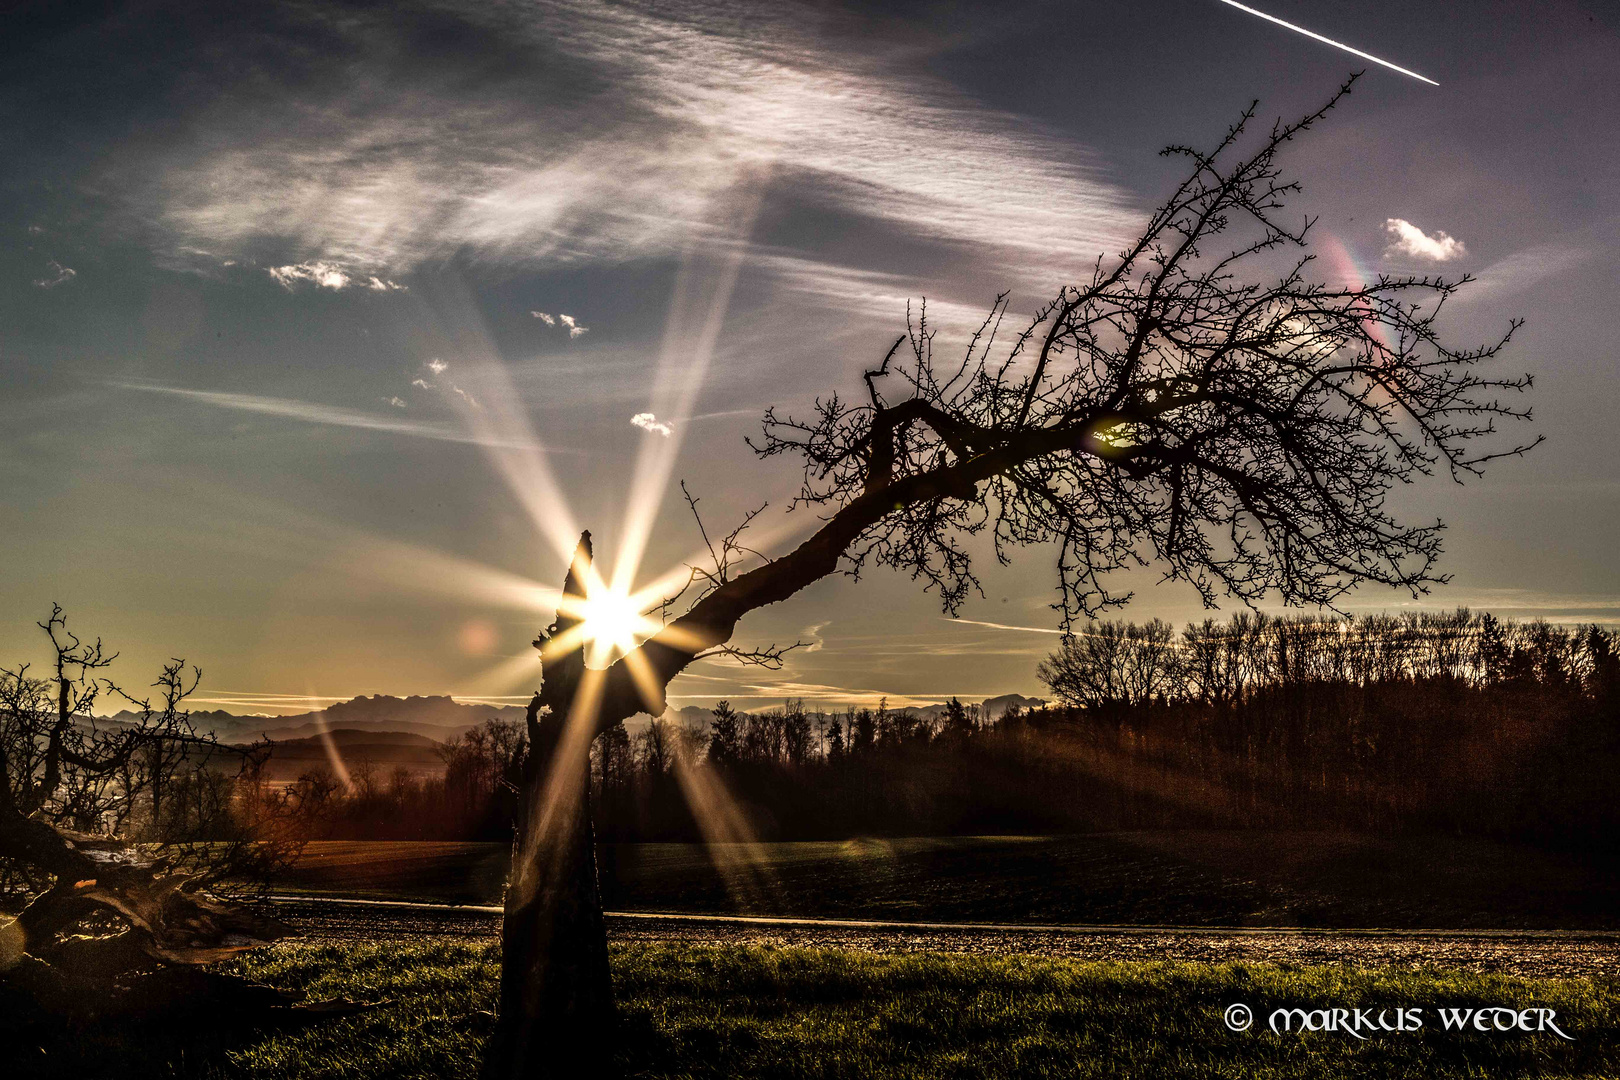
[481,78,1538,1077]
[0,606,336,1033]
[1037,619,1181,710]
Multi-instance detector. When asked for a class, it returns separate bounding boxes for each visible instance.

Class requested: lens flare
[576,588,643,663]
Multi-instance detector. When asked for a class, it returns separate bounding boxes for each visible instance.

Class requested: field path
[268,895,1620,980]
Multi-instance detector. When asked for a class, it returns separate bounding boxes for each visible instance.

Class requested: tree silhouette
[482,77,1539,1078]
[0,607,340,1045]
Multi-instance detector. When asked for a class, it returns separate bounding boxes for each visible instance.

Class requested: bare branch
[581,79,1537,732]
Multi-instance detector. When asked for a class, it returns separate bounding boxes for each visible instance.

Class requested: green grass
[185,941,1620,1079]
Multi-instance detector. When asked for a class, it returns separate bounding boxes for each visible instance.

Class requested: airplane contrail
[1212,0,1439,86]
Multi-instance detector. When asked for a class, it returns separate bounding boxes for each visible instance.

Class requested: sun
[578,587,643,663]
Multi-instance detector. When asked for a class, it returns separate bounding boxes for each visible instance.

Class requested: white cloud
[411,378,433,389]
[264,262,403,291]
[531,311,555,325]
[34,260,76,288]
[268,261,351,290]
[387,396,407,408]
[1384,218,1467,262]
[631,412,673,437]
[427,358,448,374]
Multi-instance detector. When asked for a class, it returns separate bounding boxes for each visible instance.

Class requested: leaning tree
[481,77,1539,1077]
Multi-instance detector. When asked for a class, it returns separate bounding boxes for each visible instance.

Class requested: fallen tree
[0,606,355,1056]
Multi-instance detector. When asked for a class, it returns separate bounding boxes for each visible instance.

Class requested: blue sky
[3,0,1616,713]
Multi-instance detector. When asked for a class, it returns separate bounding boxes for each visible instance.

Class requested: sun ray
[411,275,584,567]
[619,647,673,718]
[610,176,769,596]
[332,533,562,613]
[668,746,781,910]
[453,651,545,699]
[527,666,608,878]
[303,688,353,792]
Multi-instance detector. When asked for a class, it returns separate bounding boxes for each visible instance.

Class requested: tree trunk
[482,534,615,1080]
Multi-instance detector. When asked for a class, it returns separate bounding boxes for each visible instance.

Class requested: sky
[2,0,1617,715]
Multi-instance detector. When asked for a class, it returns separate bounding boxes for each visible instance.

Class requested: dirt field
[274,831,1620,929]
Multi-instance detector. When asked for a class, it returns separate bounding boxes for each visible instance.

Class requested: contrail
[1212,0,1439,86]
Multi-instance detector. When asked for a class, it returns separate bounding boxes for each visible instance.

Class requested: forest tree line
[280,609,1620,853]
[13,608,1614,856]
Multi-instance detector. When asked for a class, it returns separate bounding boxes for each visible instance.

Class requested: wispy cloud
[748,250,1018,332]
[1455,243,1592,305]
[630,412,672,437]
[34,260,76,288]
[941,617,1065,635]
[530,311,555,325]
[1343,588,1620,623]
[1384,218,1466,262]
[669,669,958,709]
[112,381,570,452]
[125,1,1135,290]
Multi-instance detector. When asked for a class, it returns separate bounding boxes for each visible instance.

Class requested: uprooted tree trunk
[0,608,364,1052]
[0,805,320,1031]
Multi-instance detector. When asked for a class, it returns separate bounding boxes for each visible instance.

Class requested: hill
[111,694,526,743]
[242,727,450,784]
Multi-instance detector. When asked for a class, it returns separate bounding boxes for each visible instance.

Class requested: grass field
[274,831,1620,928]
[40,942,1606,1078]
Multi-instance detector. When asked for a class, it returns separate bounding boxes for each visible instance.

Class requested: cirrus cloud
[120,0,1136,295]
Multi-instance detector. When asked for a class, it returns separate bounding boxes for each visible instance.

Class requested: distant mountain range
[109,692,1046,754]
[110,694,525,744]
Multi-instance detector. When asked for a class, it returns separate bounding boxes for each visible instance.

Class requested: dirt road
[268,896,1620,980]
